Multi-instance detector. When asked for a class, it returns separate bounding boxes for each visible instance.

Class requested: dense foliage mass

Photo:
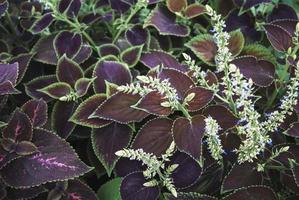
[1,0,299,199]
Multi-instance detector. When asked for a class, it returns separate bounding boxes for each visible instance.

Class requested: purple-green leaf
[166,0,187,13]
[172,115,206,159]
[21,99,48,127]
[2,108,33,142]
[1,128,92,188]
[120,45,143,67]
[30,13,54,34]
[126,25,149,46]
[39,82,72,100]
[132,118,173,156]
[56,55,83,87]
[92,123,132,176]
[54,31,82,59]
[223,186,277,200]
[184,87,214,112]
[183,3,206,19]
[70,94,111,128]
[264,24,293,52]
[75,77,94,97]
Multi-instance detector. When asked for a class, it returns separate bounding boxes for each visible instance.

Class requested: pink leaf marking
[30,153,77,170]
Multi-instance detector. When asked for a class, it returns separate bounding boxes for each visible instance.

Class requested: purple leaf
[92,123,132,176]
[231,56,275,87]
[203,105,238,132]
[183,3,206,19]
[0,62,18,85]
[120,172,160,200]
[109,0,130,13]
[15,141,38,156]
[121,45,143,67]
[0,81,20,95]
[98,44,120,57]
[132,118,173,156]
[285,122,299,138]
[140,50,188,72]
[31,12,54,34]
[115,158,145,177]
[1,128,92,188]
[159,68,195,101]
[169,151,202,189]
[70,94,111,128]
[93,60,132,93]
[172,115,205,159]
[267,4,298,22]
[0,0,8,17]
[58,0,81,17]
[134,91,173,116]
[270,19,298,37]
[10,53,33,84]
[33,35,58,65]
[73,44,93,64]
[39,82,72,99]
[21,99,48,127]
[52,101,77,139]
[264,24,293,52]
[25,75,57,101]
[223,186,277,200]
[54,31,82,59]
[64,180,98,200]
[56,55,83,87]
[221,162,263,192]
[166,0,187,13]
[2,108,32,142]
[166,193,216,200]
[6,186,46,200]
[126,25,149,46]
[144,5,190,37]
[74,78,94,97]
[184,87,214,112]
[92,92,149,124]
[241,0,271,10]
[0,146,19,170]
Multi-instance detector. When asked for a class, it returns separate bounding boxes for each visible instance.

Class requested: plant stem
[178,104,191,120]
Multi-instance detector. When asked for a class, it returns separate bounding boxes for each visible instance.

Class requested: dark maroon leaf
[52,101,76,139]
[75,78,94,97]
[109,0,130,13]
[54,31,82,58]
[144,5,190,37]
[6,186,46,200]
[93,60,132,93]
[267,4,298,22]
[70,94,111,128]
[225,10,261,42]
[0,81,20,95]
[92,92,149,124]
[21,99,48,127]
[165,193,217,200]
[33,35,58,65]
[120,172,160,200]
[231,56,275,87]
[222,162,263,192]
[31,12,54,34]
[121,45,143,67]
[169,151,202,189]
[132,118,173,156]
[184,87,214,112]
[270,19,298,37]
[92,123,132,176]
[264,24,293,52]
[10,53,33,84]
[39,82,72,99]
[0,0,8,17]
[1,128,92,188]
[134,91,173,116]
[58,0,81,17]
[0,146,19,169]
[2,108,32,142]
[285,122,299,138]
[115,158,145,177]
[25,75,57,101]
[166,0,187,13]
[15,141,38,156]
[62,180,97,200]
[172,115,205,159]
[0,62,18,85]
[203,105,238,131]
[126,25,149,46]
[183,3,206,19]
[140,51,187,72]
[98,44,120,57]
[223,186,277,200]
[56,55,83,87]
[159,68,195,101]
[73,44,93,64]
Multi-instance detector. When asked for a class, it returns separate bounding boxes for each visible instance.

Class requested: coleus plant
[1,0,299,199]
